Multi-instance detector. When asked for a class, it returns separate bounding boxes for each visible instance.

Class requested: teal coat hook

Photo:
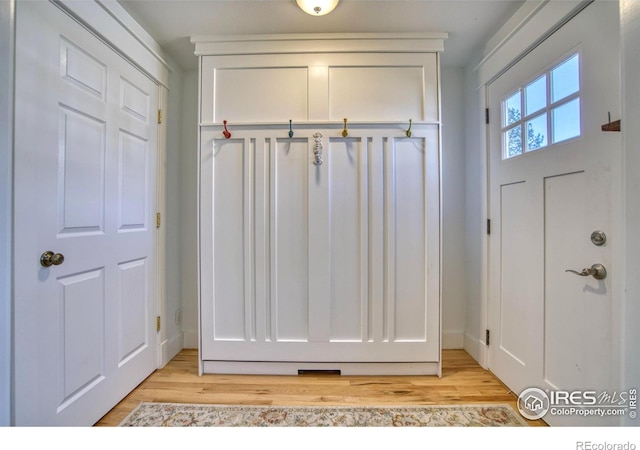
[289,120,294,138]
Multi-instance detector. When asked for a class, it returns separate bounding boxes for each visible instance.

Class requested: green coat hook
[406,119,412,137]
[342,118,348,137]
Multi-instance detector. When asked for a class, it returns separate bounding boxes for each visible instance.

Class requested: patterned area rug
[119,403,528,427]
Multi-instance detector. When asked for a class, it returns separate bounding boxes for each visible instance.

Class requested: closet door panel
[271,138,309,341]
[199,127,440,369]
[386,137,427,341]
[212,138,249,341]
[326,138,368,342]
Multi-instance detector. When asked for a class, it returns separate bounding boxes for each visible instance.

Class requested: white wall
[0,0,15,427]
[440,66,467,349]
[162,54,186,362]
[180,69,200,349]
[462,51,486,363]
[620,0,640,426]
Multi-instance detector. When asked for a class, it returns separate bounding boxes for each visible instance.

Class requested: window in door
[501,53,581,159]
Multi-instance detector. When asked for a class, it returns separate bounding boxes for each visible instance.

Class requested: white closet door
[199,126,440,374]
[13,1,158,425]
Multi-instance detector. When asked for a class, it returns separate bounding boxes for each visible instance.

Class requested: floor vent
[297,369,341,376]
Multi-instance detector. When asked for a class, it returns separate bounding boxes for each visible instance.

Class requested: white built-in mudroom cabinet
[194,34,446,375]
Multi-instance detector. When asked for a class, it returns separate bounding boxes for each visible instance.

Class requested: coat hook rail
[223,120,231,139]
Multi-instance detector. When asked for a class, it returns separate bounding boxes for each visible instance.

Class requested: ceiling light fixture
[296,0,339,16]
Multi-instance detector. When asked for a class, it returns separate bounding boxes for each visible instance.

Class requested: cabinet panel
[200,53,439,123]
[327,138,367,341]
[387,138,427,341]
[271,138,309,341]
[212,138,247,341]
[329,66,425,122]
[215,68,308,123]
[199,127,440,370]
[197,35,443,374]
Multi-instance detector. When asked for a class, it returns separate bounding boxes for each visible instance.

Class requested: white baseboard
[442,330,464,349]
[203,360,441,376]
[183,329,199,349]
[464,332,489,368]
[160,332,184,367]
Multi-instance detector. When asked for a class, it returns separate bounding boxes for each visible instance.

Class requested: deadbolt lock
[591,230,607,246]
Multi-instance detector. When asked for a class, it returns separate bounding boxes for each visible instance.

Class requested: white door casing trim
[620,0,640,425]
[53,0,172,87]
[474,0,594,88]
[0,0,15,428]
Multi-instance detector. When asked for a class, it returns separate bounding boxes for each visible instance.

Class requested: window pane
[525,75,547,116]
[526,113,548,151]
[504,91,521,126]
[504,126,523,159]
[551,54,579,102]
[552,98,581,143]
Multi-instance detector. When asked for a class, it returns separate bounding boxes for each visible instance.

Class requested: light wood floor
[95,349,547,426]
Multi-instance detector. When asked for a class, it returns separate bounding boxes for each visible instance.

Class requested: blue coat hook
[289,120,294,138]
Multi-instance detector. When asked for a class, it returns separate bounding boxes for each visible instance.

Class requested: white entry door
[13,1,158,425]
[200,126,440,374]
[487,2,620,426]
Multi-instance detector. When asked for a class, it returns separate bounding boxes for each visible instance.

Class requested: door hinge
[157,109,163,124]
[487,219,491,235]
[156,316,161,332]
[486,329,490,346]
[485,108,490,124]
[156,212,161,229]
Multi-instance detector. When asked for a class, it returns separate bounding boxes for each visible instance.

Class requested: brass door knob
[40,251,65,267]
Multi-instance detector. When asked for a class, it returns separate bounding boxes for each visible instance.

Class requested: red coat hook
[223,120,231,139]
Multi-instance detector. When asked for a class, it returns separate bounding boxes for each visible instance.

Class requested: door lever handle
[565,263,607,280]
